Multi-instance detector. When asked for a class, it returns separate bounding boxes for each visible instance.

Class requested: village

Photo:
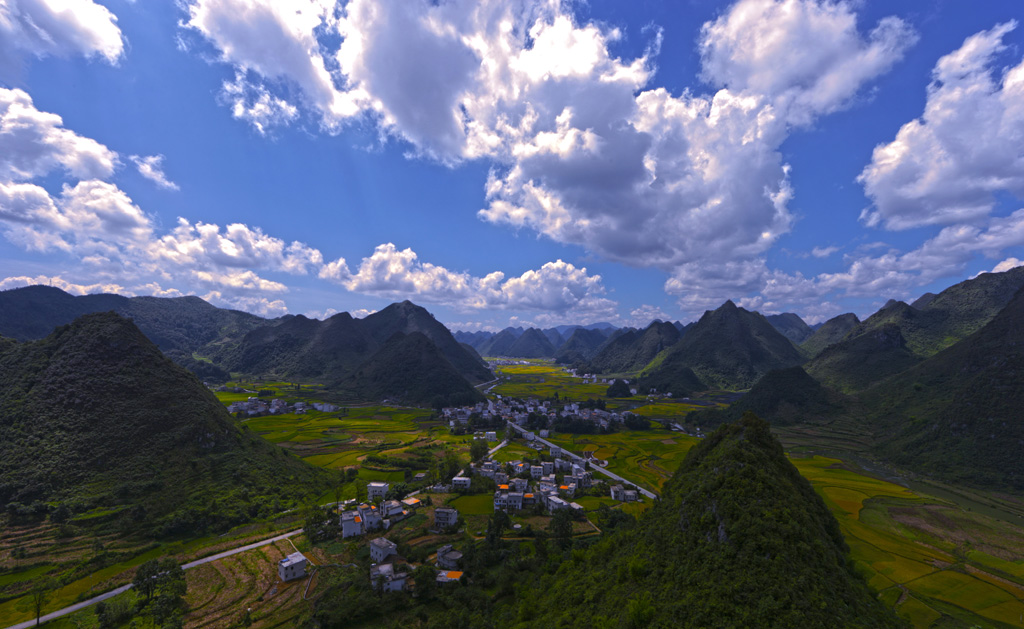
[275,424,644,598]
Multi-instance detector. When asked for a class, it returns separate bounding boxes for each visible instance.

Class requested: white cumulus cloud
[860,21,1024,230]
[0,0,125,80]
[130,155,179,190]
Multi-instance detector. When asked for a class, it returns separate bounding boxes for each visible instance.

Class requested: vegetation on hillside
[0,312,333,537]
[642,301,805,390]
[512,413,904,627]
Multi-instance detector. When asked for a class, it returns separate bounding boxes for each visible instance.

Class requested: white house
[340,510,363,538]
[610,485,625,501]
[452,476,471,490]
[434,506,459,530]
[278,552,307,582]
[369,537,398,563]
[367,482,389,500]
[370,563,407,592]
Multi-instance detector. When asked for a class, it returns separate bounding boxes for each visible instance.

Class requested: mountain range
[0,288,489,406]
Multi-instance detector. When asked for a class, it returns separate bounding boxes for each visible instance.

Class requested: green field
[793,455,1024,627]
[235,405,474,484]
[490,364,611,400]
[546,430,699,493]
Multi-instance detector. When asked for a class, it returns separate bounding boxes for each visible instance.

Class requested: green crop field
[449,494,496,516]
[231,405,480,484]
[546,430,699,493]
[792,455,1024,627]
[491,364,611,400]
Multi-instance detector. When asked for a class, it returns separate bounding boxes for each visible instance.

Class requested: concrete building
[278,552,308,582]
[370,563,407,592]
[434,507,459,530]
[436,544,463,570]
[367,482,389,500]
[370,537,398,564]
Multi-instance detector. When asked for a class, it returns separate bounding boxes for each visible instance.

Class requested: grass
[449,494,495,516]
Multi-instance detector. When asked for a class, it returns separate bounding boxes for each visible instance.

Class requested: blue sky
[1,0,1022,330]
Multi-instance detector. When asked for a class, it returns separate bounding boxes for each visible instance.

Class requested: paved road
[3,529,303,629]
[505,423,658,499]
[487,440,508,456]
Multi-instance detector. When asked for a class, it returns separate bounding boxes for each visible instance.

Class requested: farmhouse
[367,482,389,500]
[370,537,398,563]
[434,506,459,530]
[278,552,307,582]
[370,563,408,592]
[452,476,471,490]
[436,544,463,570]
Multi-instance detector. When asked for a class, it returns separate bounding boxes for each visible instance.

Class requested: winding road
[504,423,658,499]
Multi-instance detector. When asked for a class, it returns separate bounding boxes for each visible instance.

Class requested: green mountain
[477,329,519,356]
[688,367,842,429]
[553,327,609,364]
[506,327,557,358]
[860,286,1024,490]
[343,332,484,406]
[805,323,921,392]
[587,320,681,374]
[765,312,814,344]
[800,312,859,358]
[0,286,268,380]
[211,301,492,397]
[0,312,331,535]
[516,413,902,628]
[853,266,1024,357]
[642,301,805,390]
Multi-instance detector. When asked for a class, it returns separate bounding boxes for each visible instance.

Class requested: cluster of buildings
[442,397,634,432]
[226,397,339,417]
[462,453,596,514]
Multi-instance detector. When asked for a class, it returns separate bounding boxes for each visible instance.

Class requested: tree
[606,379,631,398]
[134,559,163,600]
[29,577,56,627]
[486,510,510,547]
[470,439,488,462]
[549,509,574,549]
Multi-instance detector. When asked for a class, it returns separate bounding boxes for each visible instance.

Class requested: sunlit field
[794,456,1024,627]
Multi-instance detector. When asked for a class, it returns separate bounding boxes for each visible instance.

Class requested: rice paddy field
[230,404,474,486]
[793,455,1024,628]
[490,364,611,401]
[546,430,700,493]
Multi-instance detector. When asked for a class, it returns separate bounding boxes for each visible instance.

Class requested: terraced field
[183,539,311,628]
[794,456,1024,627]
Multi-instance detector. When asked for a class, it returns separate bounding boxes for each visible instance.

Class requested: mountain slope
[0,313,331,534]
[853,266,1024,357]
[805,323,921,392]
[688,367,842,428]
[553,328,609,364]
[766,312,814,344]
[343,332,484,406]
[506,327,556,358]
[477,329,519,356]
[800,313,859,358]
[862,287,1024,490]
[0,286,269,379]
[588,320,681,374]
[515,413,902,628]
[642,301,805,390]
